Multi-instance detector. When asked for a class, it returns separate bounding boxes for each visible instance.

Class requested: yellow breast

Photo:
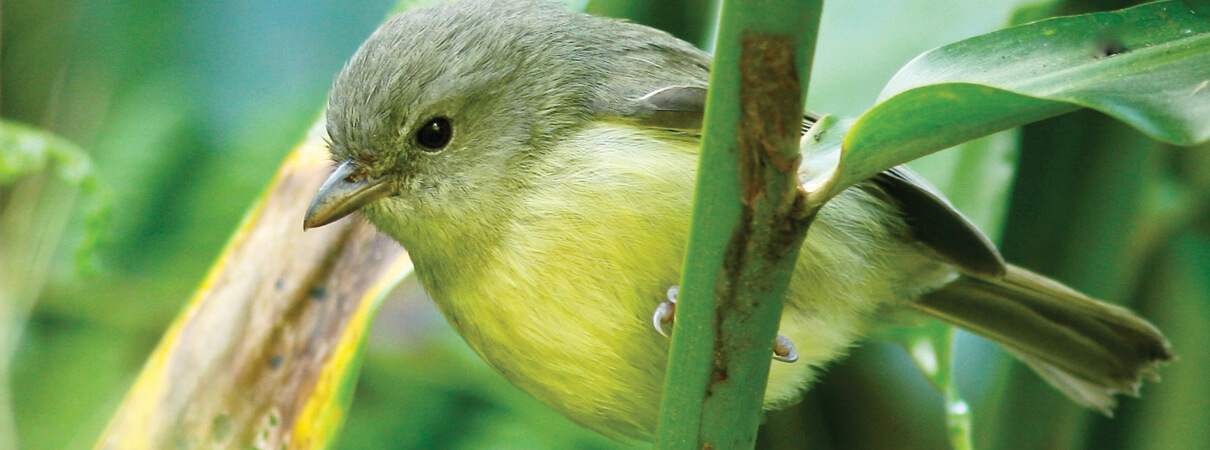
[394,122,945,440]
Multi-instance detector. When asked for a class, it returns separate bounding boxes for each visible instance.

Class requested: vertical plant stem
[991,110,1162,450]
[655,1,823,448]
[0,121,91,449]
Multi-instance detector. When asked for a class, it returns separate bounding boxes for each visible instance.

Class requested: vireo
[304,0,1171,441]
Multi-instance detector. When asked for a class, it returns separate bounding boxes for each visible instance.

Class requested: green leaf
[1118,231,1210,450]
[880,0,1210,144]
[803,0,1210,201]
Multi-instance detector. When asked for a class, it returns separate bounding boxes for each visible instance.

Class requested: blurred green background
[3,0,1207,448]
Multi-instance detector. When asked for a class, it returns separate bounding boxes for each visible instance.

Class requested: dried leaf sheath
[97,123,411,450]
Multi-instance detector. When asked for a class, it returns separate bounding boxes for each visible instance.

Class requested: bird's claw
[774,334,799,363]
[654,287,797,363]
[652,286,678,338]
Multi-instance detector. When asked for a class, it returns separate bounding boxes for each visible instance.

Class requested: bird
[303,0,1172,441]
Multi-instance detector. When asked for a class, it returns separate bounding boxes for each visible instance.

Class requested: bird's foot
[773,334,799,363]
[652,286,678,338]
[653,285,799,363]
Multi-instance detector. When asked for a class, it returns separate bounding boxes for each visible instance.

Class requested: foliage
[0,120,96,449]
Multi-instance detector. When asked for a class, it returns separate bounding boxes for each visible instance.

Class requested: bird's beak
[303,161,392,230]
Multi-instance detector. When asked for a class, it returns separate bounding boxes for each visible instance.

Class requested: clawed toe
[774,334,799,363]
[653,286,798,364]
[652,286,679,337]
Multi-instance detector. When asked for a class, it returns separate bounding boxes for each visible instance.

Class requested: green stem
[655,1,823,448]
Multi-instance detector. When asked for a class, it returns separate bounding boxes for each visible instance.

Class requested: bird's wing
[628,85,708,131]
[871,166,1007,277]
[624,86,1006,277]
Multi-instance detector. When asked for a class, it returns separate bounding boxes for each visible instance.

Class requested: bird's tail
[910,264,1173,415]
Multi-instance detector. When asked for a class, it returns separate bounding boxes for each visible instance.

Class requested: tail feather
[911,264,1173,414]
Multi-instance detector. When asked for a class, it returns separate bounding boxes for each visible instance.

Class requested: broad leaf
[803,0,1210,200]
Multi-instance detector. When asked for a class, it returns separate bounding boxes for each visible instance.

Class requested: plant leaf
[95,122,414,450]
[1,120,96,450]
[803,0,1210,201]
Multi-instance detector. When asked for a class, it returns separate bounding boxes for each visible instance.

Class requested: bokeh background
[3,0,1207,448]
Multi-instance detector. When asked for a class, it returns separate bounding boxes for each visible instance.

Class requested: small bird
[304,0,1172,441]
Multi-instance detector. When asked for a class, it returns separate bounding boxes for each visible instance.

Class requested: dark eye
[415,117,452,150]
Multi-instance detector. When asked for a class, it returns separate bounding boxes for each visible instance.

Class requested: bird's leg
[652,285,799,363]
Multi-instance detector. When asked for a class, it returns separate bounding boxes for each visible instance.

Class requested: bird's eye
[415,117,452,151]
